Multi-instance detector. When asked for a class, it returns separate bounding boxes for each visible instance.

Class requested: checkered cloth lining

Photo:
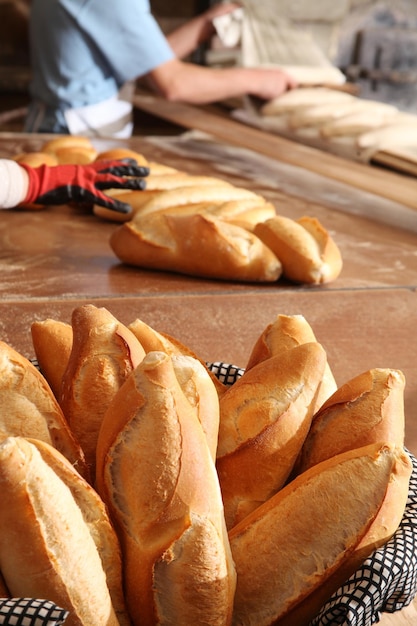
[208,361,417,625]
[10,360,415,626]
[0,598,68,625]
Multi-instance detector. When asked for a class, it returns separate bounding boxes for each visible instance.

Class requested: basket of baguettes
[0,303,416,625]
[11,137,343,286]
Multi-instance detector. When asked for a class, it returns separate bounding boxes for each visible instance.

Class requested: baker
[24,0,297,137]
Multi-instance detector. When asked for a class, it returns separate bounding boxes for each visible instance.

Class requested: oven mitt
[20,160,149,214]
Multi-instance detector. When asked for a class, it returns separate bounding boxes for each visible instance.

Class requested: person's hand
[248,67,298,101]
[20,159,150,214]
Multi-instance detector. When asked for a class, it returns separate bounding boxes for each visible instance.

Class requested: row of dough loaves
[0,304,411,625]
[259,86,417,163]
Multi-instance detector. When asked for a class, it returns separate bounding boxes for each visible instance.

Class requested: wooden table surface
[1,125,417,623]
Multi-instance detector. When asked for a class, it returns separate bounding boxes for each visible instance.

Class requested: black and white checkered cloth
[4,361,415,626]
[208,361,417,625]
[0,598,68,625]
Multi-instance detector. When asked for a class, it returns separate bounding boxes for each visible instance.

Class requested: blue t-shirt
[28,0,174,110]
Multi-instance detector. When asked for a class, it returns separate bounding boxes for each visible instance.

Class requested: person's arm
[145,57,297,104]
[166,2,241,60]
[0,159,149,212]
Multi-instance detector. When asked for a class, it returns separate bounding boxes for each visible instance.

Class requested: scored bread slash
[244,313,337,412]
[294,367,406,476]
[60,304,146,476]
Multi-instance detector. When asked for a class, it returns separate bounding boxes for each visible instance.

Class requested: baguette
[216,342,327,528]
[254,215,343,284]
[128,316,227,399]
[144,173,233,191]
[0,340,87,479]
[110,212,282,282]
[0,436,126,626]
[60,304,146,475]
[31,318,73,399]
[295,367,406,475]
[13,151,59,167]
[96,351,236,626]
[41,135,94,154]
[245,313,337,411]
[93,189,165,223]
[94,148,149,166]
[229,443,412,626]
[134,184,263,217]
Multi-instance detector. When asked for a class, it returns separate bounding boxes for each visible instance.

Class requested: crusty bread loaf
[254,215,343,284]
[0,436,126,626]
[216,342,327,528]
[229,443,412,626]
[41,135,94,154]
[60,304,146,475]
[31,318,73,399]
[144,173,233,191]
[94,148,149,166]
[295,367,406,476]
[0,340,87,479]
[13,151,59,167]
[245,313,337,411]
[54,145,98,165]
[96,351,236,626]
[93,189,164,222]
[128,317,226,398]
[28,437,130,625]
[134,184,263,217]
[110,212,282,282]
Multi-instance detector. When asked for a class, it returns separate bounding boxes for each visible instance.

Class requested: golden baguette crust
[128,318,227,397]
[254,215,343,284]
[135,184,263,217]
[0,437,122,626]
[27,437,130,626]
[96,351,236,626]
[93,189,164,222]
[245,313,337,411]
[110,212,282,282]
[229,443,411,626]
[54,146,98,165]
[144,173,233,191]
[94,148,149,166]
[216,343,327,528]
[0,340,87,478]
[295,368,406,475]
[41,135,94,154]
[13,151,59,167]
[60,304,146,475]
[31,318,73,399]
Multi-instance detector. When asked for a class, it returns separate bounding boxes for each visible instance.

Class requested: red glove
[20,159,149,214]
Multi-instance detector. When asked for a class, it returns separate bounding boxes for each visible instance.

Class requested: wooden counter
[0,127,417,623]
